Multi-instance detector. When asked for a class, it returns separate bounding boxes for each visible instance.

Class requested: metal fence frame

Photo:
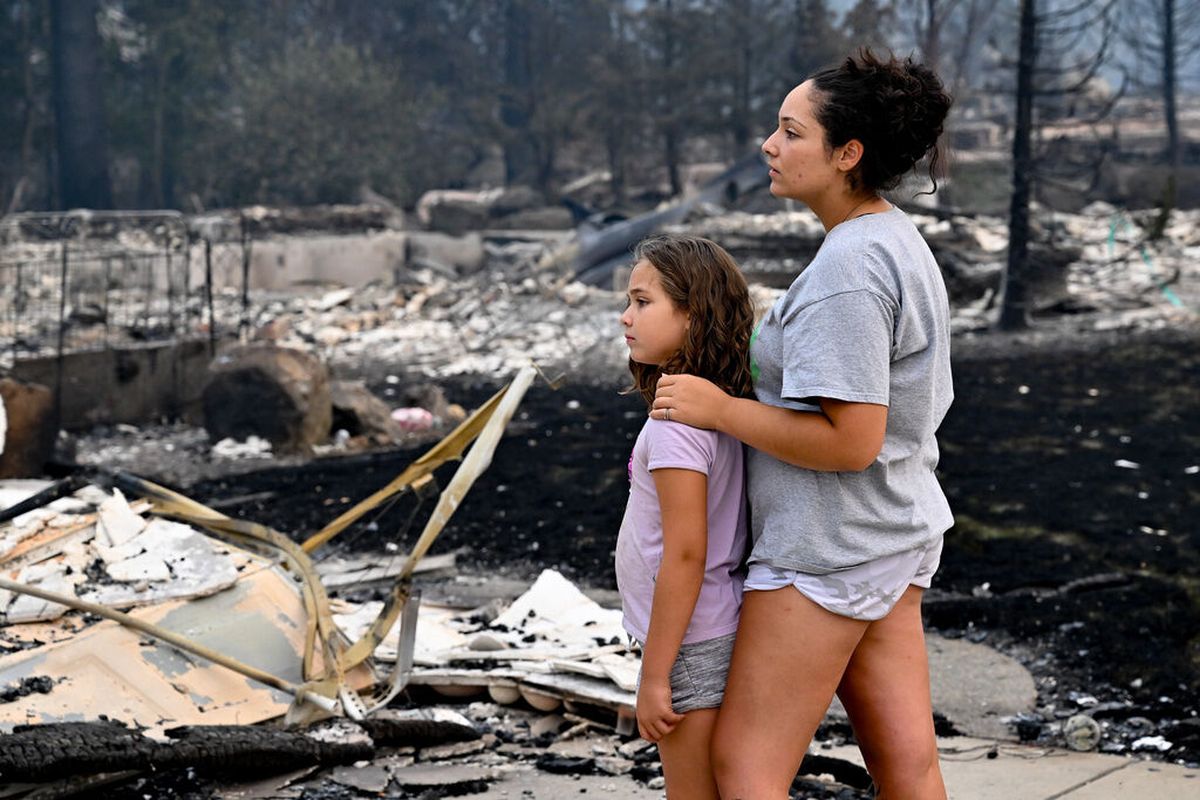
[0,210,253,424]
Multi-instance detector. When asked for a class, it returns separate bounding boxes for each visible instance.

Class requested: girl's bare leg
[836,586,947,799]
[711,588,869,799]
[658,707,721,799]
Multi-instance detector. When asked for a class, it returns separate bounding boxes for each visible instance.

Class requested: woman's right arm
[653,374,887,472]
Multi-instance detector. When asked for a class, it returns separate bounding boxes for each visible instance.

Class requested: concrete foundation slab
[927,634,1039,739]
[11,339,214,429]
[820,736,1200,799]
[234,231,409,290]
[468,763,663,799]
[1060,758,1200,798]
[827,634,1038,741]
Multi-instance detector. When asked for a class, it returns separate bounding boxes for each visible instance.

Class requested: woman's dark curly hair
[808,49,953,194]
[626,235,755,408]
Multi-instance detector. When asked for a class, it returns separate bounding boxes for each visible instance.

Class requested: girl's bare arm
[653,374,887,472]
[636,467,709,741]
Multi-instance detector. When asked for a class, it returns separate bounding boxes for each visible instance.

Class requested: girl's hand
[637,678,684,742]
[652,374,732,430]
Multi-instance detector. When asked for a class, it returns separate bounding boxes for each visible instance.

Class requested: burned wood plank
[0,721,373,783]
[358,708,479,747]
[205,491,278,511]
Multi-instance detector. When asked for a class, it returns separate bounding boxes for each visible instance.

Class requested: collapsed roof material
[0,365,547,729]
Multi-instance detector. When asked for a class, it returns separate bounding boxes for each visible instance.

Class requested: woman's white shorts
[743,537,943,621]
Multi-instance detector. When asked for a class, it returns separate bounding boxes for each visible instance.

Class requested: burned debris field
[10,0,1200,792]
[5,210,1199,795]
[186,327,1200,762]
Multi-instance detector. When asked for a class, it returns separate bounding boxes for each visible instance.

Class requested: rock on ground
[0,378,56,479]
[202,345,331,455]
[329,380,402,443]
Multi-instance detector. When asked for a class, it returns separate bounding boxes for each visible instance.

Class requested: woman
[651,50,954,799]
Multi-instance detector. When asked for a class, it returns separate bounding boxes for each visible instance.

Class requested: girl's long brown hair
[627,235,755,408]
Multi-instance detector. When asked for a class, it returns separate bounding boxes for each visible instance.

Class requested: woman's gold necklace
[838,196,879,227]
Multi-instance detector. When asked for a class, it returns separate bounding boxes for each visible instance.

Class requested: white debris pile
[211,435,274,460]
[336,568,639,721]
[0,480,351,731]
[69,423,284,488]
[675,203,1200,335]
[286,204,1194,382]
[0,481,249,623]
[249,270,628,382]
[331,283,624,380]
[680,207,830,241]
[9,204,1198,383]
[1062,202,1200,311]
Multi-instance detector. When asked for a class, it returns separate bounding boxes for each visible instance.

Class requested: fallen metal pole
[300,381,511,553]
[0,475,89,524]
[336,364,537,670]
[402,363,536,579]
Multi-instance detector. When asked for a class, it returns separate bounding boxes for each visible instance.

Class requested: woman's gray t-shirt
[747,206,953,573]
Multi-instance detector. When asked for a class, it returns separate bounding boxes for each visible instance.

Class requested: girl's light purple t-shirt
[614,417,748,645]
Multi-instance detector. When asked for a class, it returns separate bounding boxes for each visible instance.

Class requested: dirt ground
[182,324,1200,769]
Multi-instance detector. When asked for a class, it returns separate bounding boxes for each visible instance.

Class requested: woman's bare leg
[836,586,946,799]
[711,588,869,799]
[658,707,721,799]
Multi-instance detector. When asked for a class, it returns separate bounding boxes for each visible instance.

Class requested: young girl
[614,234,754,800]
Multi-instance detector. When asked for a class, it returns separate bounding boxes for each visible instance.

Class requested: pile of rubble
[276,273,627,383]
[0,199,1169,489]
[238,201,1200,388]
[676,201,1200,331]
[0,483,244,619]
[0,479,641,715]
[5,194,1198,384]
[4,197,1194,493]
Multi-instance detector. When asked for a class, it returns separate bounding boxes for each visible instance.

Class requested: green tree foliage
[790,0,847,81]
[639,0,712,195]
[493,0,615,194]
[52,0,114,209]
[102,0,246,207]
[705,0,794,156]
[582,2,644,203]
[212,38,425,206]
[841,0,893,53]
[104,0,458,207]
[0,0,52,212]
[0,0,1020,213]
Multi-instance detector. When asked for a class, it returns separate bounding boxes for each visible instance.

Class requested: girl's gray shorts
[662,632,737,713]
[744,537,944,621]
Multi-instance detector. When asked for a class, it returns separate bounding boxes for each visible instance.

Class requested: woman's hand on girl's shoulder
[636,678,684,742]
[652,374,731,430]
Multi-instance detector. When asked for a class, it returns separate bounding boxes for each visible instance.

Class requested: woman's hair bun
[809,49,953,193]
